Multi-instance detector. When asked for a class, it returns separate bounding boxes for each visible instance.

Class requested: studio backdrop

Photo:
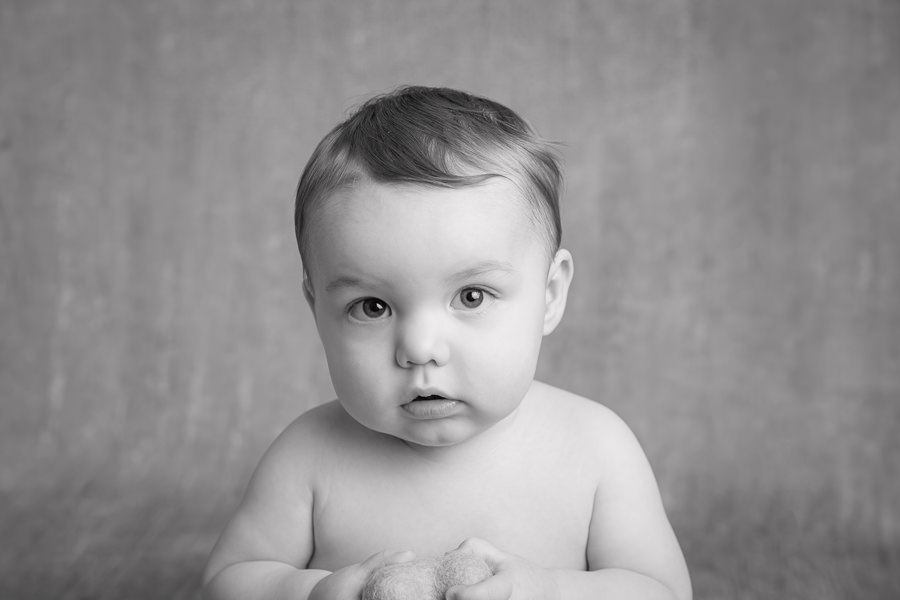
[1,1,898,598]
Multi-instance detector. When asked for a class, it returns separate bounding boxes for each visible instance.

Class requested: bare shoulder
[528,380,636,444]
[253,399,394,493]
[280,398,349,440]
[275,399,352,451]
[226,401,354,536]
[526,381,654,487]
[245,400,341,478]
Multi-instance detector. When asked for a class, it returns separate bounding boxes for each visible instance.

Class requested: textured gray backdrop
[1,1,898,598]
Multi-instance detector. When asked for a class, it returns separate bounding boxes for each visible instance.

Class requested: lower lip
[401,398,461,419]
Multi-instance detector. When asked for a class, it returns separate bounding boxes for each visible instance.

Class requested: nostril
[395,318,451,369]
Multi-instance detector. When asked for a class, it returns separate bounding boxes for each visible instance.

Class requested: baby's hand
[445,539,558,600]
[309,550,416,600]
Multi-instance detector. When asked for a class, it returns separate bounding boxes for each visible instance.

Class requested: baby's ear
[543,249,574,335]
[302,271,316,311]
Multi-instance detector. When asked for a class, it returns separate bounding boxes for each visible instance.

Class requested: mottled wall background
[1,1,898,598]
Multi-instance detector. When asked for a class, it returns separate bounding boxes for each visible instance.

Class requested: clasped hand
[308,538,558,600]
[445,538,559,600]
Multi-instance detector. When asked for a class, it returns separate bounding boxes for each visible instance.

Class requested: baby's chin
[394,424,479,449]
[390,418,491,450]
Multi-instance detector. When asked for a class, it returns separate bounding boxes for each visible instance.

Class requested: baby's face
[304,177,558,448]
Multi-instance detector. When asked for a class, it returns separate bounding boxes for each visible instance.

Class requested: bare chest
[308,450,596,571]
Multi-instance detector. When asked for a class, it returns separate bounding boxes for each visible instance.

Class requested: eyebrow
[324,276,371,293]
[450,260,515,282]
[323,261,515,293]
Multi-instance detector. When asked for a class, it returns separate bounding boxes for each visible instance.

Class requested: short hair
[294,86,562,268]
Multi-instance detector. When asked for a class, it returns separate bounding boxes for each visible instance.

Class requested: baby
[203,86,691,600]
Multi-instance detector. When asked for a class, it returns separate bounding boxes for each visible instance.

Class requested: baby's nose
[395,312,450,368]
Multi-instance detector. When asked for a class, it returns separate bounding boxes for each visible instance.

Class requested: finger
[357,550,416,581]
[381,549,417,566]
[446,574,513,600]
[359,549,417,574]
[452,538,506,567]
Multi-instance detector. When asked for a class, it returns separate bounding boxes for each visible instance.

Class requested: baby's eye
[460,288,484,308]
[453,287,493,310]
[349,297,391,321]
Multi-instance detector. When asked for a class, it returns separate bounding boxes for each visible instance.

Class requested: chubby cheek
[326,336,387,391]
[323,333,403,425]
[459,310,544,396]
[480,334,540,381]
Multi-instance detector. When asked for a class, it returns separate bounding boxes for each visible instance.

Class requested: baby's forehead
[318,177,538,226]
[304,178,552,274]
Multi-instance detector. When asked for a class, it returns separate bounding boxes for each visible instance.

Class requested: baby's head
[293,87,572,448]
[294,86,562,271]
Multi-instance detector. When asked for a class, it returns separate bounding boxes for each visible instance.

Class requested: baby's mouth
[401,393,461,419]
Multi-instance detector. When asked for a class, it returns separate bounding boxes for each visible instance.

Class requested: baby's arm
[559,406,691,600]
[450,405,691,600]
[202,417,326,599]
[203,415,410,600]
